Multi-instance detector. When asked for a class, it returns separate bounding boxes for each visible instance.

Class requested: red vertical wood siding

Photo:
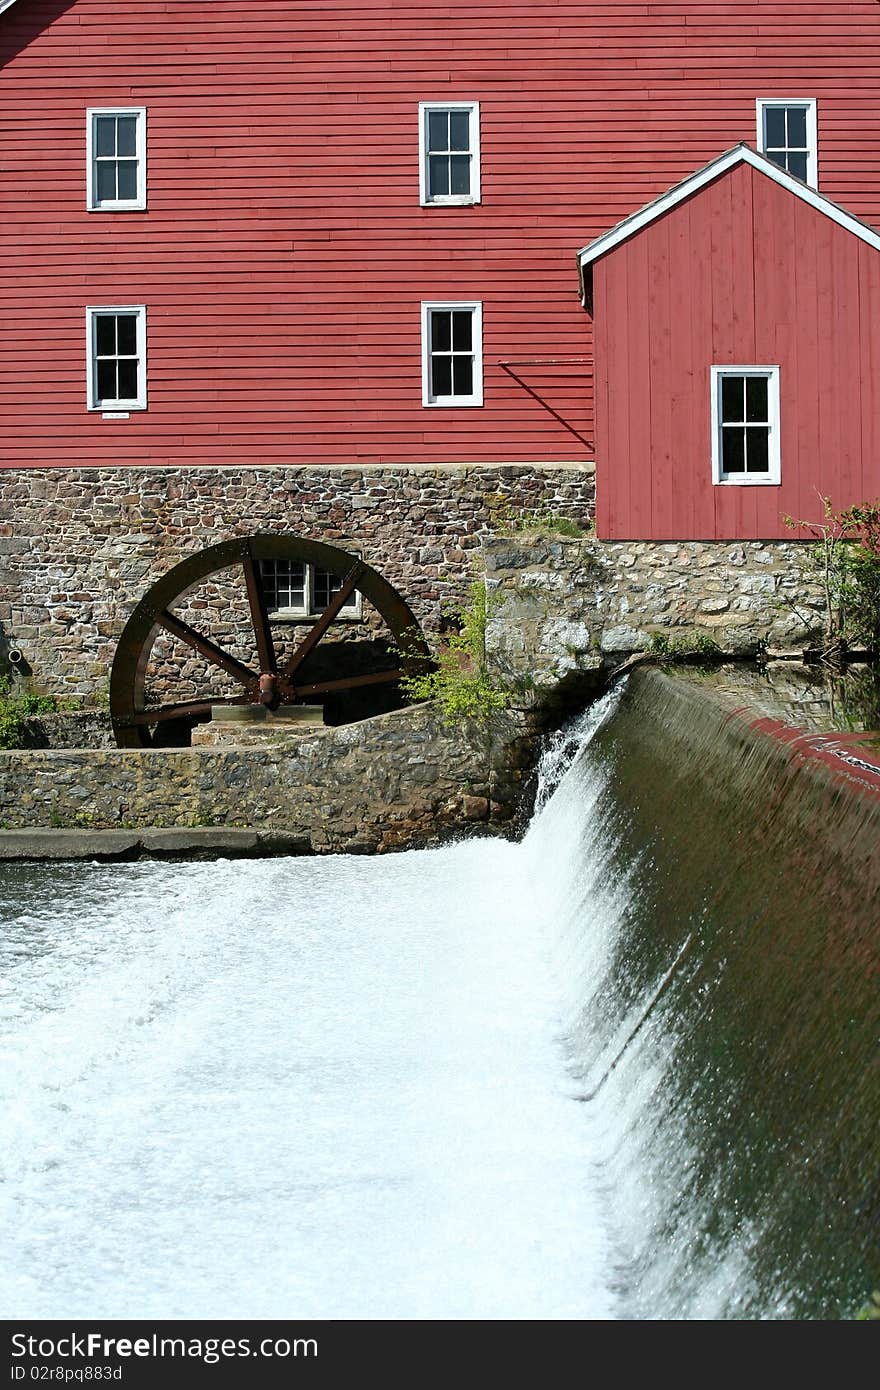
[594,161,880,540]
[3,2,880,469]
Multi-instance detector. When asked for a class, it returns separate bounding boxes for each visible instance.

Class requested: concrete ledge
[0,827,312,862]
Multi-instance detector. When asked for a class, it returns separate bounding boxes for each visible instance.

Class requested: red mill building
[2,1,880,711]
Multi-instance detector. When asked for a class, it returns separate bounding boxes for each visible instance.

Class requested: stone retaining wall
[484,535,826,696]
[0,703,536,853]
[20,709,115,749]
[0,463,595,697]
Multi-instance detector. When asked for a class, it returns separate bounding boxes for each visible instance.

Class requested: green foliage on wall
[647,631,722,660]
[485,492,590,538]
[785,497,880,656]
[399,581,510,725]
[0,676,59,750]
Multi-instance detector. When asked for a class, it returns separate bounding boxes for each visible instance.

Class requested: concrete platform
[0,827,312,862]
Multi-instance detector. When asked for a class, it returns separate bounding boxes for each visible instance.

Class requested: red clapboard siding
[2,1,880,469]
[593,159,880,540]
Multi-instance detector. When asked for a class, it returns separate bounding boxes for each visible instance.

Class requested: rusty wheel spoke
[241,547,277,675]
[157,610,258,690]
[290,669,403,698]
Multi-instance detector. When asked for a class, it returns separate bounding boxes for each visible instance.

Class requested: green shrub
[647,631,722,661]
[785,497,880,654]
[399,581,510,725]
[0,676,59,750]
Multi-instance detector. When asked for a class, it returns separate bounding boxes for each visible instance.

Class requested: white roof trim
[577,144,880,273]
[0,1,20,15]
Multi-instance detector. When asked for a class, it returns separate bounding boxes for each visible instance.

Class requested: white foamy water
[0,702,623,1320]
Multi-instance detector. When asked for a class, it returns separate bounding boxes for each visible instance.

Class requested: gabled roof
[577,144,880,294]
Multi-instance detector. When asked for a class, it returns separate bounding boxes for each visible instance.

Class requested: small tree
[785,498,880,660]
[398,581,510,724]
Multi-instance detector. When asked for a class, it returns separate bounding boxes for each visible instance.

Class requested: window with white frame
[258,560,362,619]
[87,107,147,210]
[711,367,780,485]
[86,307,147,410]
[756,99,817,187]
[421,302,483,406]
[419,102,480,205]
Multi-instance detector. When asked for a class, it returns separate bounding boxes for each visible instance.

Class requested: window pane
[431,356,452,396]
[430,312,451,351]
[116,116,137,157]
[97,360,118,400]
[448,111,470,151]
[452,357,473,396]
[258,561,278,607]
[428,154,449,197]
[449,154,471,195]
[116,315,138,356]
[313,568,356,611]
[722,427,746,473]
[259,560,305,609]
[451,311,472,350]
[427,110,448,152]
[116,161,138,201]
[766,148,787,174]
[721,374,744,422]
[787,151,808,182]
[95,316,117,355]
[116,359,138,400]
[96,162,117,203]
[786,106,807,148]
[764,107,786,148]
[312,571,331,610]
[745,376,768,422]
[747,428,770,473]
[283,563,306,607]
[95,116,116,157]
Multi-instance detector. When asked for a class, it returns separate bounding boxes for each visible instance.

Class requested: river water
[0,696,624,1320]
[2,677,877,1319]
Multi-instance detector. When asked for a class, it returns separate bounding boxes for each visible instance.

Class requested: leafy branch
[0,675,59,750]
[397,581,510,725]
[784,497,880,661]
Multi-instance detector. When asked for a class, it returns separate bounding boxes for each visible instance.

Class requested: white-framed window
[756,99,817,187]
[418,102,480,205]
[421,302,483,407]
[86,107,147,210]
[711,366,780,485]
[86,306,147,411]
[258,560,363,620]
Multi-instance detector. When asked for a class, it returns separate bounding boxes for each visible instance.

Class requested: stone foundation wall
[0,703,537,853]
[0,463,595,697]
[21,709,115,749]
[484,535,825,695]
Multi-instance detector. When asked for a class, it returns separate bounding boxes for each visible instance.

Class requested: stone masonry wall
[0,703,536,852]
[484,535,826,695]
[0,463,595,697]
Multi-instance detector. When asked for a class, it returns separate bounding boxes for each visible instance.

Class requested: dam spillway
[1,669,877,1320]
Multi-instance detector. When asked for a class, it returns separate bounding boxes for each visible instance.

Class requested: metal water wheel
[109,535,429,748]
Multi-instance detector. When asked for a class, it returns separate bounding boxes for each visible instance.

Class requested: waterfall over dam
[1,670,877,1320]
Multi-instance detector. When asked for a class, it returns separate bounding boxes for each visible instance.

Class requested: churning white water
[0,693,628,1320]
